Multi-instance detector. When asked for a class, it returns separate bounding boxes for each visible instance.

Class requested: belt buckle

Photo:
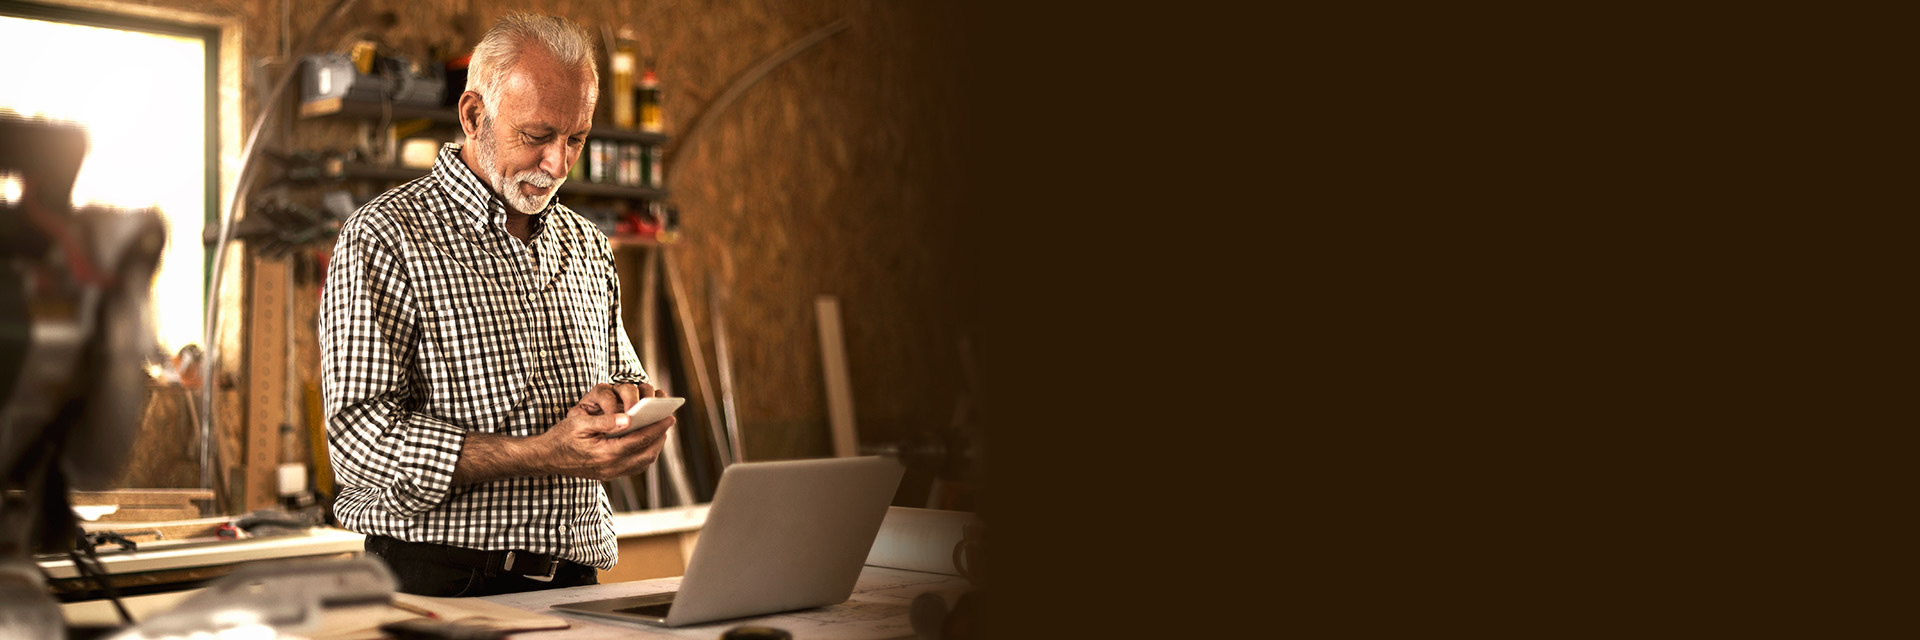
[505,550,558,582]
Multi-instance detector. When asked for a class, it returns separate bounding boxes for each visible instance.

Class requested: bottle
[588,140,608,183]
[621,143,641,186]
[638,143,652,188]
[611,29,637,129]
[350,39,377,75]
[646,144,664,188]
[639,65,663,133]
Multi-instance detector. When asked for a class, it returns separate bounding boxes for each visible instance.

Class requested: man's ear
[457,90,485,138]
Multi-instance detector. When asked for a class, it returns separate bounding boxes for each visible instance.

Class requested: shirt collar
[433,142,553,236]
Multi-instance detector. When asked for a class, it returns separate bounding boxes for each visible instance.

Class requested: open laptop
[552,456,906,627]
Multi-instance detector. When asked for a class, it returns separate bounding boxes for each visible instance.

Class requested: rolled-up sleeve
[320,221,463,519]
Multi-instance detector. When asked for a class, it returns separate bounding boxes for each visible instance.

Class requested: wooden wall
[108,0,974,509]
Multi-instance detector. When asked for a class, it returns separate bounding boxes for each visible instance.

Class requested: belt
[366,535,568,581]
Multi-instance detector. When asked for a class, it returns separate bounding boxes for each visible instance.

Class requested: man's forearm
[452,432,549,485]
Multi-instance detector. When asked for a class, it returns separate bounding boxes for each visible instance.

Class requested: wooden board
[69,490,215,506]
[244,256,292,510]
[71,490,216,524]
[663,248,734,469]
[815,296,860,457]
[79,516,229,542]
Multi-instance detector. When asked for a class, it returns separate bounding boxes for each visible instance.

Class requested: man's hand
[450,384,675,484]
[538,384,675,480]
[575,381,656,416]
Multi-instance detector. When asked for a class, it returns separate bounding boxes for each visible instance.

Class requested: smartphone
[604,396,685,438]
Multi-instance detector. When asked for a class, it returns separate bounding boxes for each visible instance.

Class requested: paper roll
[864,506,977,575]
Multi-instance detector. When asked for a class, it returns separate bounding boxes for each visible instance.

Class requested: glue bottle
[639,64,663,133]
[612,29,638,129]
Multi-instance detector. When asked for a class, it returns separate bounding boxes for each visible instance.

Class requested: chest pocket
[423,275,529,431]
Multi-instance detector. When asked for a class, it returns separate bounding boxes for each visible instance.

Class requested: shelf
[299,96,669,144]
[299,96,459,125]
[588,128,669,145]
[313,163,667,200]
[612,236,663,249]
[558,179,668,200]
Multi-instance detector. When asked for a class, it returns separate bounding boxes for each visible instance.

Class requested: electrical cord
[64,545,132,624]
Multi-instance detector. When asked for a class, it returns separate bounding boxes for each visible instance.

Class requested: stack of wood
[69,489,223,541]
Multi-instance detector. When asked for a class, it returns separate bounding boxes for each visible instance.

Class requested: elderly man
[320,13,675,597]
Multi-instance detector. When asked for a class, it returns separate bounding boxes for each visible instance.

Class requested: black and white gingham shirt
[320,143,646,569]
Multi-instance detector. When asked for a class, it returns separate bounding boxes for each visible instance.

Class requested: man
[320,13,675,597]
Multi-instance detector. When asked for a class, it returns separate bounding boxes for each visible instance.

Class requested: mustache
[516,170,560,188]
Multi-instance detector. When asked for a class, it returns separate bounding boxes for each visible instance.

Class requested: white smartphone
[604,396,685,438]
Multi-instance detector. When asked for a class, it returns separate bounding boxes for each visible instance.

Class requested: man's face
[470,49,596,215]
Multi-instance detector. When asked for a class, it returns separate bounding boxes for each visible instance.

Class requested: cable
[65,546,131,624]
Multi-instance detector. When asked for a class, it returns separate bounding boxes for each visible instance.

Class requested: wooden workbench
[50,506,710,604]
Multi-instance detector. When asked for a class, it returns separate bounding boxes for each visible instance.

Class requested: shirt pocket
[424,286,528,430]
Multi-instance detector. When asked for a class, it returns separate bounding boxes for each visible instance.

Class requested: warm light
[0,172,19,204]
[0,16,207,356]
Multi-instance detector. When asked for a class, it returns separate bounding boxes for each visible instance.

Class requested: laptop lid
[552,456,905,627]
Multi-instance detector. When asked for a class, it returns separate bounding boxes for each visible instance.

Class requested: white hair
[465,13,599,120]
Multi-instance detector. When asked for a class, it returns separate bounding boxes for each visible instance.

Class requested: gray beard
[472,125,564,214]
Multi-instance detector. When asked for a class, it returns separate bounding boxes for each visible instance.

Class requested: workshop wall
[118,0,973,504]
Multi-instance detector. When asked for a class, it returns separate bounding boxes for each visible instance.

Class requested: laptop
[552,456,906,627]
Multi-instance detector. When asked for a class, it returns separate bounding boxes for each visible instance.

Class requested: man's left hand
[576,381,656,416]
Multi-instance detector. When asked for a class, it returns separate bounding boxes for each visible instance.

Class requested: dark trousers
[364,535,598,597]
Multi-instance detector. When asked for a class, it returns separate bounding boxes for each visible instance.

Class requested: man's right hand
[537,387,676,480]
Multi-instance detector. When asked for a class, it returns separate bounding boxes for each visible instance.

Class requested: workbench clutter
[57,556,572,639]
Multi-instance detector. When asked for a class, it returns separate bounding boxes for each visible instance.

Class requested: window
[0,5,217,356]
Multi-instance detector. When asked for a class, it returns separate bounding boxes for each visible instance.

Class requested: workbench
[47,505,709,601]
[58,505,975,639]
[481,565,969,639]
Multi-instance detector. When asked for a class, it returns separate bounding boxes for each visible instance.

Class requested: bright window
[0,12,210,356]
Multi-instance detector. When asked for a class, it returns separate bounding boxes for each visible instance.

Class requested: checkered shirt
[320,143,646,569]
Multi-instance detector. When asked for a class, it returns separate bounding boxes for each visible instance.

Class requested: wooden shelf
[299,96,669,145]
[588,127,669,145]
[298,96,459,125]
[559,179,668,200]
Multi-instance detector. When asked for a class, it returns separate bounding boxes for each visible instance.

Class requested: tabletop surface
[482,565,971,640]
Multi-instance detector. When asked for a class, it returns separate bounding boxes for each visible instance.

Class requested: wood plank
[244,256,292,510]
[69,490,215,506]
[636,242,661,509]
[815,296,860,457]
[616,243,688,508]
[80,516,229,542]
[662,248,733,469]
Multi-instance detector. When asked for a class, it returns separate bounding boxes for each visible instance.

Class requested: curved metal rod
[661,17,849,186]
[201,0,359,495]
